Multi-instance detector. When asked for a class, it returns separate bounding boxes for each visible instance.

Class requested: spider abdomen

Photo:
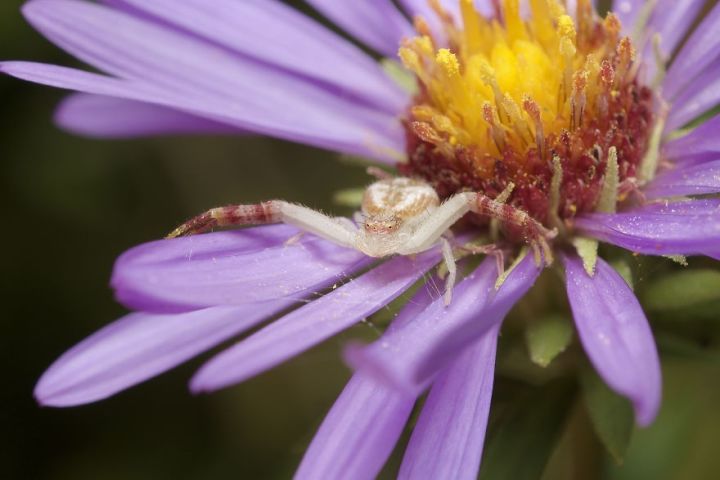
[361,177,440,221]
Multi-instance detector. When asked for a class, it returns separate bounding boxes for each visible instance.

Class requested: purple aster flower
[6,0,720,477]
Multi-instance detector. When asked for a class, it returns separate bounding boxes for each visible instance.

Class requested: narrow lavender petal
[564,255,661,426]
[111,225,370,313]
[575,206,720,255]
[305,0,414,58]
[347,254,541,393]
[1,61,403,162]
[705,251,720,261]
[190,252,440,393]
[295,373,415,480]
[295,284,437,479]
[642,0,704,81]
[398,325,500,480]
[401,1,592,39]
[643,160,720,199]
[108,0,407,113]
[637,198,720,215]
[398,0,484,45]
[663,2,720,99]
[35,302,289,407]
[400,0,493,34]
[55,93,239,137]
[665,65,720,131]
[647,0,703,56]
[398,0,446,44]
[663,114,720,163]
[611,0,644,35]
[17,0,405,160]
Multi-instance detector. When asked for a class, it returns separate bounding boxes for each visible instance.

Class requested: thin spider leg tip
[166,212,216,238]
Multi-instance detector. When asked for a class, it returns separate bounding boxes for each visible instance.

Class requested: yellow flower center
[399,0,655,228]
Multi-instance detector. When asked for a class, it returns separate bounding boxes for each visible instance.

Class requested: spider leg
[469,193,556,265]
[440,237,457,306]
[618,178,646,204]
[397,193,473,255]
[459,242,506,277]
[352,211,365,225]
[167,201,358,249]
[335,216,358,232]
[167,202,283,238]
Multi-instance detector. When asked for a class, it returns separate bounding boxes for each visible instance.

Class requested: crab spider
[168,176,555,305]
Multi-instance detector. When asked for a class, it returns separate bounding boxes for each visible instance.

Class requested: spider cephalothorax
[357,177,439,257]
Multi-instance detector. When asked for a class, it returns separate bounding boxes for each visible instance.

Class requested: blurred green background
[1,1,719,479]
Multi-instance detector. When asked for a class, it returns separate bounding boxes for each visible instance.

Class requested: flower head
[7,0,720,478]
[401,0,655,226]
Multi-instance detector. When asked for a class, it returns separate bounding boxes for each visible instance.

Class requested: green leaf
[525,315,574,368]
[479,381,575,480]
[643,269,720,311]
[655,333,720,364]
[581,370,634,465]
[332,187,364,208]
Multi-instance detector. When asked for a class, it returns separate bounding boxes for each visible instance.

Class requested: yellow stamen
[402,0,643,179]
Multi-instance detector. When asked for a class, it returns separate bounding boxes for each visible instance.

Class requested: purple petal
[663,2,720,99]
[35,302,289,407]
[663,114,720,164]
[641,0,704,81]
[643,160,720,199]
[612,1,644,35]
[401,0,456,20]
[107,0,407,113]
[399,0,494,44]
[305,0,414,58]
[347,254,541,393]
[575,204,720,256]
[648,0,703,57]
[190,252,440,393]
[1,60,403,162]
[563,254,661,426]
[637,198,720,215]
[295,373,415,480]
[111,225,370,313]
[705,251,720,261]
[665,64,720,131]
[398,0,448,44]
[13,0,405,160]
[398,326,499,480]
[295,285,437,479]
[640,202,720,258]
[55,93,239,137]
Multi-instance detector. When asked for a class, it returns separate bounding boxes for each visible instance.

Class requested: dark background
[2,1,719,479]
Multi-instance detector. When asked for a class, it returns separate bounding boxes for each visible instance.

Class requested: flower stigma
[399,0,657,241]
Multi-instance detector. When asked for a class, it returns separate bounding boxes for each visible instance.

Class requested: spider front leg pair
[167,201,358,249]
[167,198,461,305]
[388,192,556,264]
[167,177,556,305]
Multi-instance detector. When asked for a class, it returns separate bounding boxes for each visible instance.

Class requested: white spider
[168,170,555,305]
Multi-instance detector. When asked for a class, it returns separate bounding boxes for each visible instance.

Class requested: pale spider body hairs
[356,177,440,257]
